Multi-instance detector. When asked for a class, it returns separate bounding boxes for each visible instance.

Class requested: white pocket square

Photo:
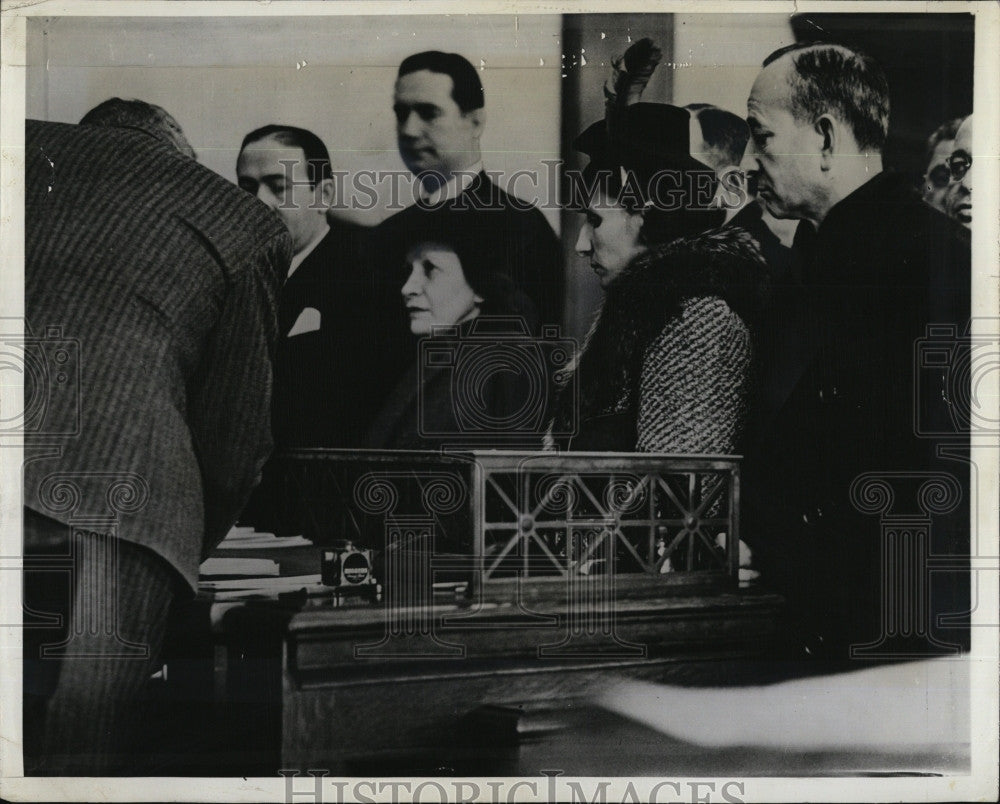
[287,307,321,337]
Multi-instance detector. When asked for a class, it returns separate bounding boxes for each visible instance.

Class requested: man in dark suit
[739,43,971,660]
[374,51,564,339]
[236,125,385,448]
[22,107,291,773]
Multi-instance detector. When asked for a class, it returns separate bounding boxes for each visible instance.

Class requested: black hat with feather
[573,38,725,243]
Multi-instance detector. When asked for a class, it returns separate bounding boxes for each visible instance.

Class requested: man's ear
[628,204,648,238]
[317,177,336,208]
[816,115,836,171]
[466,108,486,139]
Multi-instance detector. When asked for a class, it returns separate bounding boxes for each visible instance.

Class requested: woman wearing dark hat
[366,208,544,450]
[548,52,767,453]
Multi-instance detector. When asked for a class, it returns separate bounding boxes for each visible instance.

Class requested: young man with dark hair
[236,125,383,451]
[397,50,485,115]
[377,50,564,333]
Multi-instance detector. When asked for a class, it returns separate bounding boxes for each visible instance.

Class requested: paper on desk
[216,535,312,549]
[217,527,313,549]
[199,573,322,592]
[199,557,279,577]
[208,576,328,601]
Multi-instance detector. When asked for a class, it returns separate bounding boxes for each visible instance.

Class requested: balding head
[80,98,196,159]
[741,42,888,227]
[760,43,889,154]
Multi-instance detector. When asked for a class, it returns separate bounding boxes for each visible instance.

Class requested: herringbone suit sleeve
[188,225,289,556]
[23,119,292,590]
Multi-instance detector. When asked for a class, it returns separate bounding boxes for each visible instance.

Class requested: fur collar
[553,224,768,432]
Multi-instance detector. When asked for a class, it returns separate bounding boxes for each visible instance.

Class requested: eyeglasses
[926,165,951,189]
[946,153,972,181]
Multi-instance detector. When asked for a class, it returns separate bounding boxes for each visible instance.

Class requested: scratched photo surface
[1,4,997,803]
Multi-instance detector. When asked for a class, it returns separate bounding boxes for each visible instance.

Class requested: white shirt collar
[288,222,330,278]
[420,161,483,205]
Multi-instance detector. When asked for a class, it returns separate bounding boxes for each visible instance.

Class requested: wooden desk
[165,544,791,777]
[166,439,785,776]
[280,593,970,778]
[281,583,785,773]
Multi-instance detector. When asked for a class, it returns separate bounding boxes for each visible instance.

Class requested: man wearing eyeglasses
[921,116,966,214]
[945,115,973,229]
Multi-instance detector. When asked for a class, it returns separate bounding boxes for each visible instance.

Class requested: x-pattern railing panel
[474,453,739,581]
[272,449,740,584]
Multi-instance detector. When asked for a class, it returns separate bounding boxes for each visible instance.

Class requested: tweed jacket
[23,120,292,590]
[548,226,767,453]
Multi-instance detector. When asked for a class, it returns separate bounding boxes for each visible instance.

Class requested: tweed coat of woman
[548,225,767,454]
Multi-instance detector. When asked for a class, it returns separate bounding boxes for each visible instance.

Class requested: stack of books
[198,527,323,601]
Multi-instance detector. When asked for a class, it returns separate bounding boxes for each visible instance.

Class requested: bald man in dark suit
[22,108,291,774]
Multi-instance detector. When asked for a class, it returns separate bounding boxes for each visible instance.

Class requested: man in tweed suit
[22,105,291,774]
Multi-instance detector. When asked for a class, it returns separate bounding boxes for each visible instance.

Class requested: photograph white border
[1,2,997,801]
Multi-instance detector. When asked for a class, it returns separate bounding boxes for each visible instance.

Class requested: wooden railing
[271,449,740,593]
